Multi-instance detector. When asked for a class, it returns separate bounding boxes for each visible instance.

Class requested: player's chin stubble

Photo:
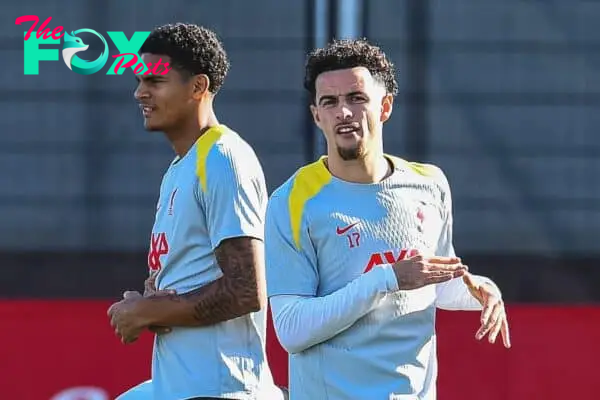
[337,144,365,161]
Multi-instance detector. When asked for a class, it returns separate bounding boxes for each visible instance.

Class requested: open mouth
[335,123,361,136]
[139,104,156,117]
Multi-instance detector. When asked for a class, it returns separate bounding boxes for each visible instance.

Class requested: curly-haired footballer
[107,23,285,400]
[265,38,511,399]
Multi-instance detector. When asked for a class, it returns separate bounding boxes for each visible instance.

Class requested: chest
[153,164,203,231]
[309,184,445,292]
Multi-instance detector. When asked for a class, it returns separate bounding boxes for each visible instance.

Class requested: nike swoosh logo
[336,222,359,235]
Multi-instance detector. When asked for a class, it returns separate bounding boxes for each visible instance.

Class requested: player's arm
[134,145,268,327]
[266,194,399,354]
[270,272,397,354]
[140,236,265,327]
[434,207,500,311]
[433,176,510,347]
[432,166,501,310]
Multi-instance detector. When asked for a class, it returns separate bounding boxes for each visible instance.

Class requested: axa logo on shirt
[15,15,171,75]
[364,248,418,273]
[148,232,169,271]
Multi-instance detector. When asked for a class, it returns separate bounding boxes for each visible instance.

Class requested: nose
[134,83,150,101]
[336,104,353,121]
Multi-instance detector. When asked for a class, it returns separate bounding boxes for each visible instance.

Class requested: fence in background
[2,1,600,302]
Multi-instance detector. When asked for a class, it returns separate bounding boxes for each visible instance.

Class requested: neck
[326,149,391,184]
[164,106,219,157]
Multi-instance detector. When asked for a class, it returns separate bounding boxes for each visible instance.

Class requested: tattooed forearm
[184,237,266,326]
[136,237,266,328]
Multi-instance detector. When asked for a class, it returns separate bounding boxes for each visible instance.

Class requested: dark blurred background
[2,0,599,303]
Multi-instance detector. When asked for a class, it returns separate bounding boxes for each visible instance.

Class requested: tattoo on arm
[183,237,266,326]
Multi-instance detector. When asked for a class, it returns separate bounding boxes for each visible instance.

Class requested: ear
[310,104,322,129]
[380,94,394,123]
[191,74,210,100]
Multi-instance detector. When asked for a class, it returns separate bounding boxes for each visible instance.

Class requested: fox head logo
[62,31,88,70]
[61,29,109,75]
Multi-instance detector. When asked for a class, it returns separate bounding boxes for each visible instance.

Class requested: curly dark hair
[304,38,398,103]
[140,23,230,93]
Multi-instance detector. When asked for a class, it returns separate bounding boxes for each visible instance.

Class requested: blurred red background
[1,301,597,400]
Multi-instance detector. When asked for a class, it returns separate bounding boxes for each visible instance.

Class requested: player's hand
[392,252,467,290]
[107,291,145,344]
[142,273,176,334]
[143,272,158,296]
[463,273,511,349]
[145,288,177,335]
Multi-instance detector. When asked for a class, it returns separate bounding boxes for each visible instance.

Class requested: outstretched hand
[463,273,511,348]
[392,252,468,290]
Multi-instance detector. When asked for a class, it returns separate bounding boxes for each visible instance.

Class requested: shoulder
[387,155,453,211]
[388,155,450,191]
[269,157,332,208]
[203,125,260,166]
[196,125,264,192]
[267,158,331,245]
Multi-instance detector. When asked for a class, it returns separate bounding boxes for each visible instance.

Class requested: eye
[350,94,367,103]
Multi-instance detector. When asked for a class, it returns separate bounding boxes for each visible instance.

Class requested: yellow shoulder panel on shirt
[196,125,227,193]
[387,154,439,177]
[288,157,331,250]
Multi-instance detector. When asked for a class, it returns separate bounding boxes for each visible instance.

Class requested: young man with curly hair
[107,23,284,400]
[265,38,511,399]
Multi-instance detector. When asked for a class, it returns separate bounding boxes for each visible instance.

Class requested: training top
[266,155,494,400]
[149,124,280,400]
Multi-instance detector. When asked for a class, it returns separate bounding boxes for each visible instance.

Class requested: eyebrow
[135,75,164,83]
[317,91,366,105]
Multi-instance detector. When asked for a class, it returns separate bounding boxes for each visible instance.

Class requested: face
[310,67,393,161]
[134,54,204,132]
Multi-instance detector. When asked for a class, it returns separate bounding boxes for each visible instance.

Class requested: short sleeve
[202,144,267,249]
[265,193,319,298]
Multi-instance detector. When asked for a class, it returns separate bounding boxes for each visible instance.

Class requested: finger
[408,249,421,258]
[149,326,172,334]
[488,315,504,344]
[423,271,455,285]
[151,289,177,297]
[462,272,479,290]
[476,303,498,340]
[462,273,484,302]
[124,336,138,344]
[425,256,462,264]
[123,291,141,299]
[501,318,511,348]
[144,275,157,289]
[451,268,467,279]
[476,302,502,340]
[425,262,467,273]
[480,300,494,326]
[425,268,466,281]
